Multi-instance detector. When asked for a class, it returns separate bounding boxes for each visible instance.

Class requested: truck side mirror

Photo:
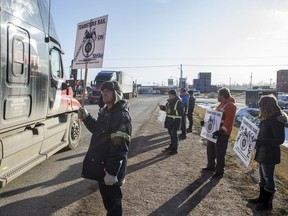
[61,82,69,90]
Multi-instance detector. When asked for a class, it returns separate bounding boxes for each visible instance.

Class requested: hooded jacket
[215,97,237,136]
[255,112,287,164]
[81,100,131,185]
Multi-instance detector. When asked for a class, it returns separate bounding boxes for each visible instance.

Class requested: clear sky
[51,0,288,86]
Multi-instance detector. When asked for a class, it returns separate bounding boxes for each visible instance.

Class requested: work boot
[186,128,192,133]
[169,147,178,155]
[255,190,274,211]
[164,145,172,151]
[178,134,186,139]
[248,186,265,204]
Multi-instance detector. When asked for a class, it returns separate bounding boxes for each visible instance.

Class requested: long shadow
[129,131,170,158]
[148,172,220,216]
[0,131,171,215]
[127,151,171,174]
[0,162,99,215]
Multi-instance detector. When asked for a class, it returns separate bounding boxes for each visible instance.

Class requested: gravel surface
[65,104,287,216]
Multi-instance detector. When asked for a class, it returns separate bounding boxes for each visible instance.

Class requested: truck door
[47,46,69,116]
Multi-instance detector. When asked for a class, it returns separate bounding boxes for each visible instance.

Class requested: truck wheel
[67,113,81,150]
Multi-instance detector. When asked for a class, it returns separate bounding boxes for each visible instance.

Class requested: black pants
[168,128,179,150]
[206,135,229,174]
[98,182,123,216]
[180,114,187,136]
[187,113,193,130]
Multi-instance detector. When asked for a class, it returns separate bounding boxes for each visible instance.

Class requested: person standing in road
[248,94,287,211]
[202,87,236,179]
[186,90,196,133]
[159,89,184,155]
[179,88,189,139]
[78,81,132,216]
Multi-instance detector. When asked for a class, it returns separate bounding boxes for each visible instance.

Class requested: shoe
[202,167,215,172]
[164,146,172,151]
[169,149,178,155]
[211,173,223,179]
[178,135,186,139]
[186,129,192,133]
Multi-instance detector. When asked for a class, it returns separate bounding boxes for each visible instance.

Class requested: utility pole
[250,72,253,90]
[179,64,183,88]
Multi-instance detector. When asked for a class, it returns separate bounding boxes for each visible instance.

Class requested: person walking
[202,87,236,178]
[78,81,132,216]
[159,89,184,155]
[186,90,196,133]
[248,94,287,211]
[179,88,189,139]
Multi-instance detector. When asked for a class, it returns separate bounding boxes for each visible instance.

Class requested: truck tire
[67,113,81,150]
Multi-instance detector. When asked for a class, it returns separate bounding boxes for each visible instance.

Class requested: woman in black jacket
[248,94,287,211]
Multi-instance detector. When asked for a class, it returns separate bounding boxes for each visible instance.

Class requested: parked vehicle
[88,89,102,104]
[89,70,137,104]
[245,89,277,108]
[278,95,288,109]
[193,90,201,96]
[0,0,82,187]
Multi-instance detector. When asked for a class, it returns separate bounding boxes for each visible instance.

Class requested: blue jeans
[98,182,123,216]
[168,128,178,149]
[259,163,276,193]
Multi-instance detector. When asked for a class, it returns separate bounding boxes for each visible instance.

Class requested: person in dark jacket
[78,81,131,216]
[159,89,184,155]
[187,90,196,133]
[248,94,287,211]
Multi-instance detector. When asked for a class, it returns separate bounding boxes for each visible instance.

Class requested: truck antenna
[45,0,52,43]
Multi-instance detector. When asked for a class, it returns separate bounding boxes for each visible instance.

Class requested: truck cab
[0,0,82,187]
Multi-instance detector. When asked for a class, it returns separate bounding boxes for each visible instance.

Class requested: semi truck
[0,0,82,187]
[88,70,137,104]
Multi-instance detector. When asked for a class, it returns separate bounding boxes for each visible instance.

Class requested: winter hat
[188,90,194,95]
[180,88,186,92]
[101,81,123,103]
[168,89,177,96]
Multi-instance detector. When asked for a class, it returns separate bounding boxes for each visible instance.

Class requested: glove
[78,107,88,120]
[212,130,225,139]
[200,120,205,127]
[159,105,166,111]
[104,170,118,185]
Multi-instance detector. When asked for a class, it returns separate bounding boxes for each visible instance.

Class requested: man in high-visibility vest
[159,89,184,155]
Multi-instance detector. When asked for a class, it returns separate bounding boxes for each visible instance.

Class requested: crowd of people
[77,82,286,215]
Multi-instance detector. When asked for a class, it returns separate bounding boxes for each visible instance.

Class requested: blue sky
[51,0,288,86]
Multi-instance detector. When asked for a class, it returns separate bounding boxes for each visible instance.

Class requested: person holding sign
[248,95,287,211]
[79,81,131,216]
[202,87,236,178]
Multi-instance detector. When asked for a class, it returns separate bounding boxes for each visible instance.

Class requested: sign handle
[81,64,88,107]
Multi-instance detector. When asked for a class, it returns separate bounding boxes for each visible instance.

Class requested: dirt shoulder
[123,105,288,216]
[68,102,288,216]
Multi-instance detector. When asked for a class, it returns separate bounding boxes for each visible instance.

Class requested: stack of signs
[233,117,259,167]
[200,109,223,143]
